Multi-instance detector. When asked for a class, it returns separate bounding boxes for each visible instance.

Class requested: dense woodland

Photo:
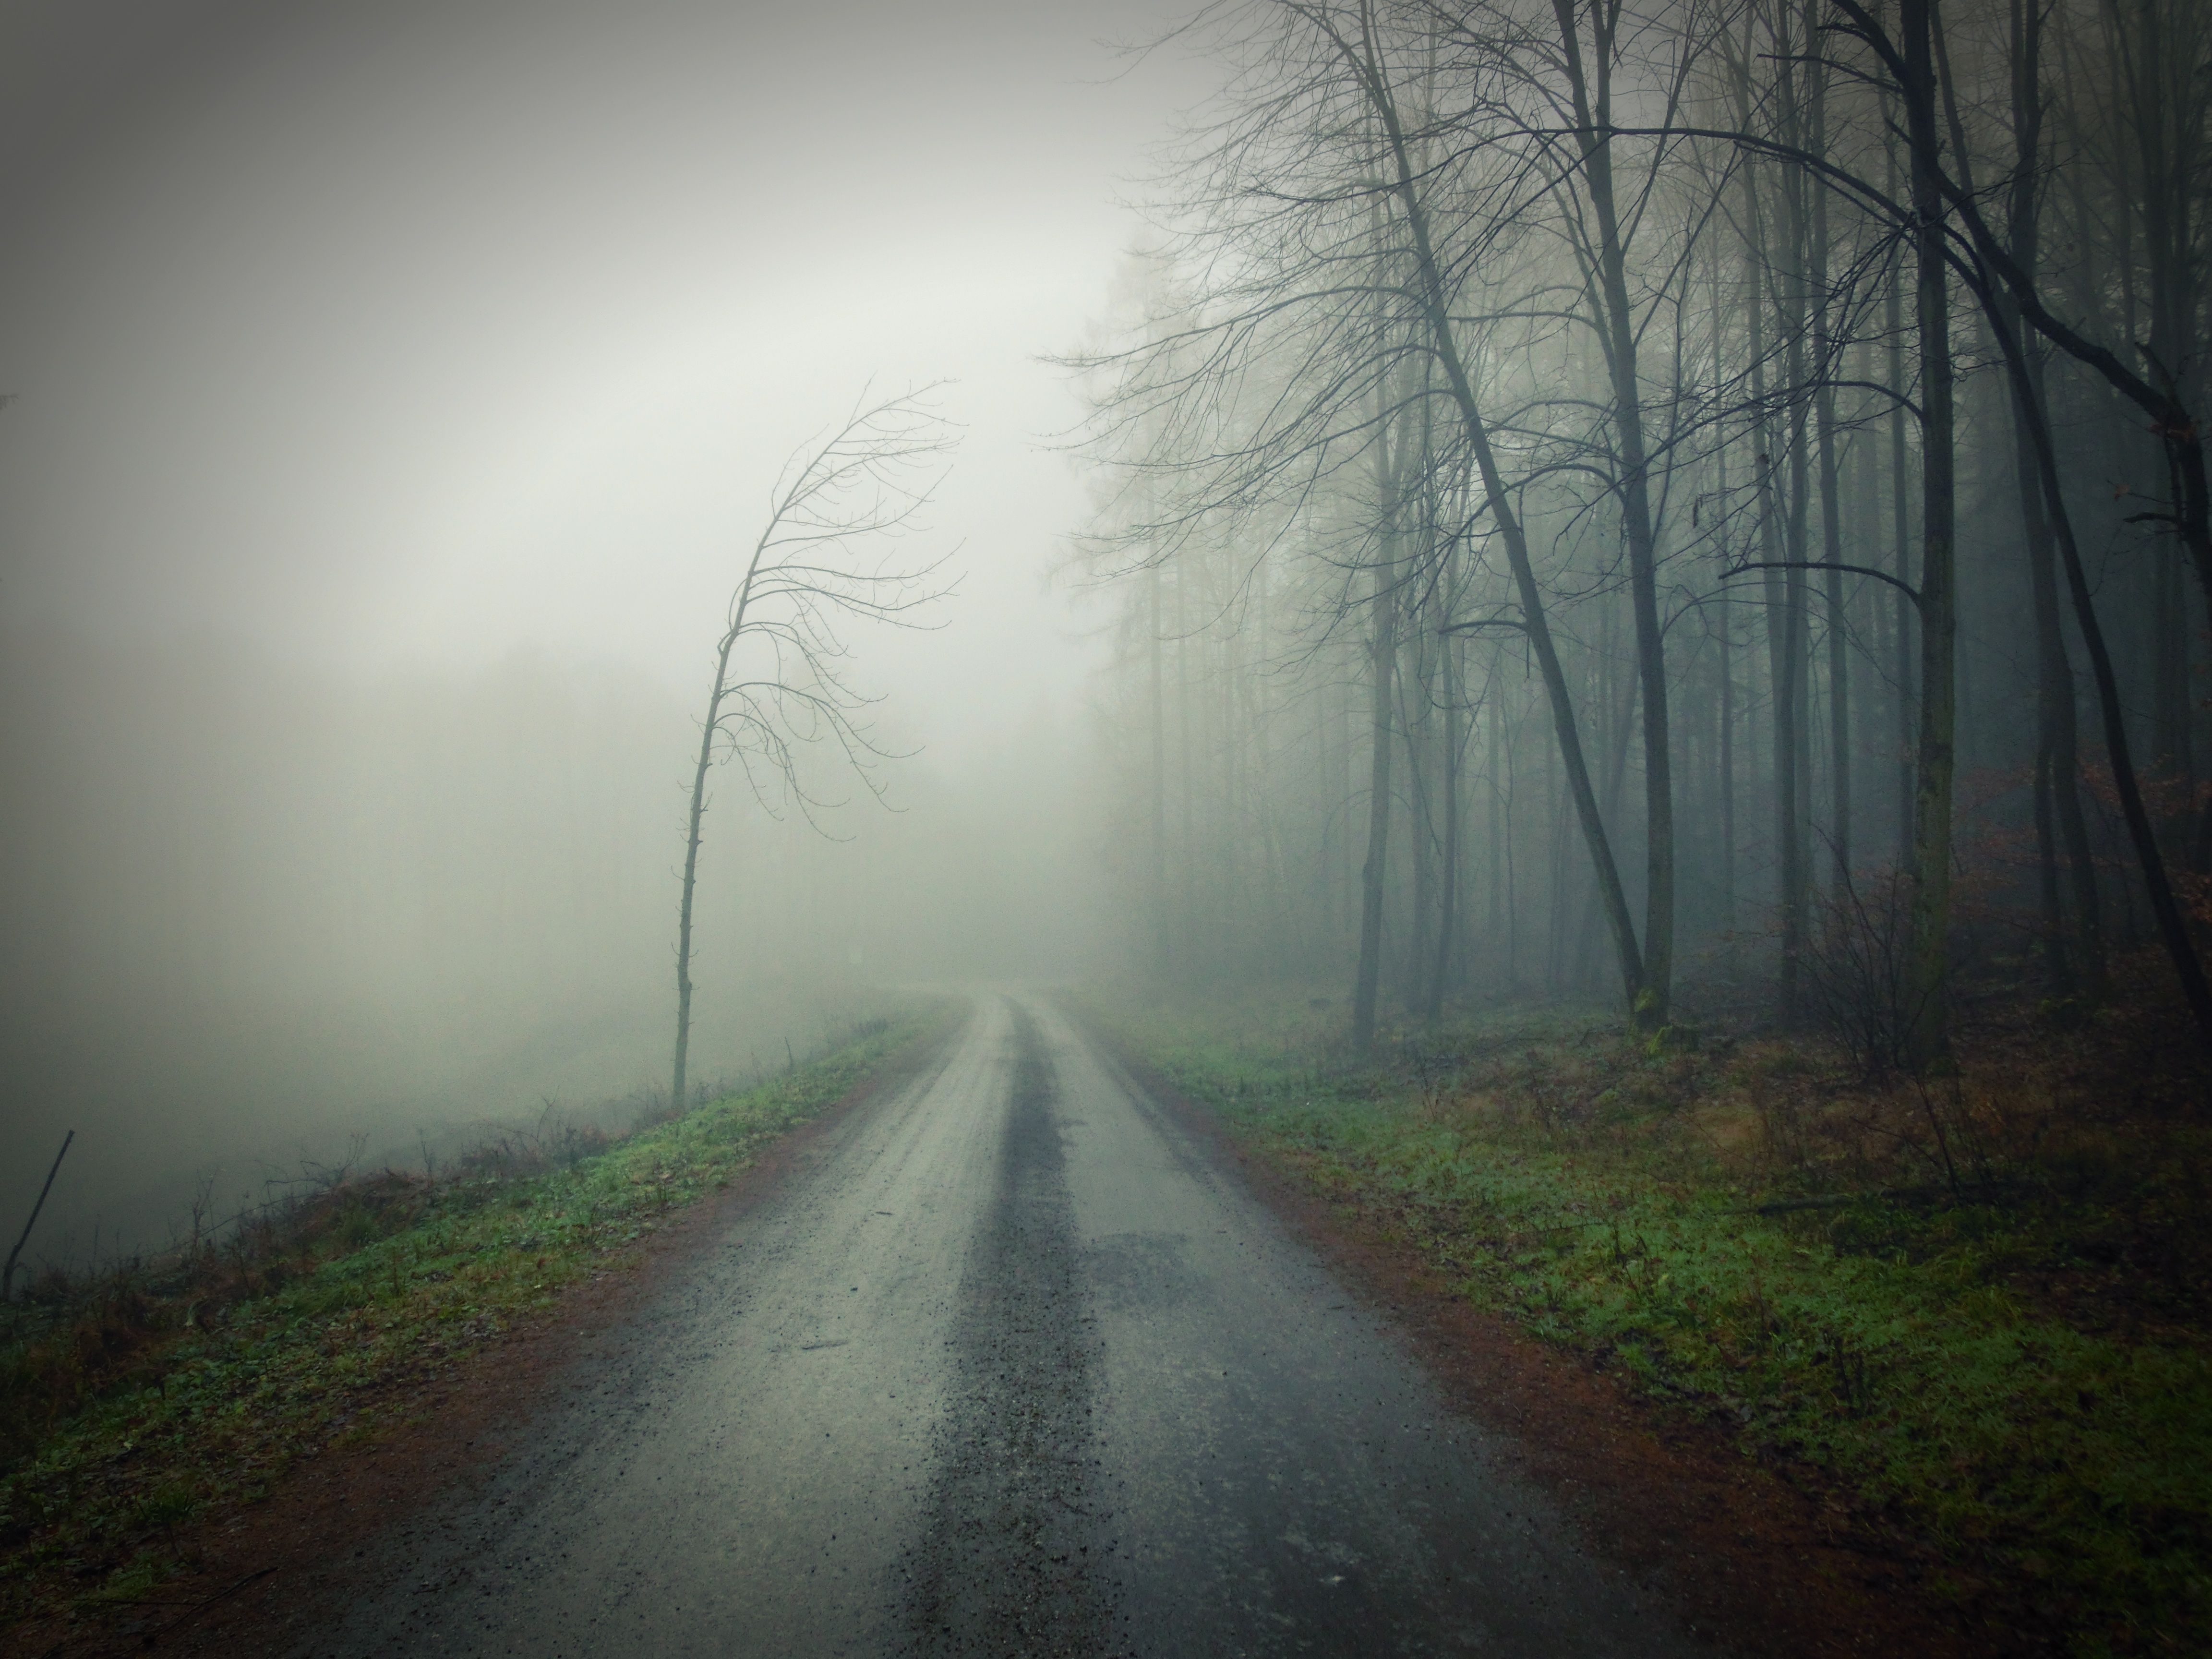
[1072,0,2211,1063]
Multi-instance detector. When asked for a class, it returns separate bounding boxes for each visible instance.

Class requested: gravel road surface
[309,995,1710,1658]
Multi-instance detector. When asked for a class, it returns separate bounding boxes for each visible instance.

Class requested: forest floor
[0,1002,960,1655]
[1075,957,2212,1659]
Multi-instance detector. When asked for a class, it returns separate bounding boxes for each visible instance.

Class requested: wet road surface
[311,995,1711,1657]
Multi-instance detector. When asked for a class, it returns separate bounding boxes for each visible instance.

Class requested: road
[313,995,1709,1658]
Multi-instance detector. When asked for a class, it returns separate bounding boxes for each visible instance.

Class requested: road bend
[311,995,1708,1658]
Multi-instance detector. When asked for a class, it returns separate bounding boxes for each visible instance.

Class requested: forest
[1070,0,2210,1066]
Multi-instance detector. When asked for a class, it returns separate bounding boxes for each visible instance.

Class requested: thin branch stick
[1721,559,1921,608]
[3,1130,73,1302]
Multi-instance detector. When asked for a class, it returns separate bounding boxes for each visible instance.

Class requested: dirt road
[310,995,1707,1657]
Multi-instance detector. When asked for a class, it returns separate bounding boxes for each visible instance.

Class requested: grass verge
[1077,980,2212,1659]
[0,1001,958,1635]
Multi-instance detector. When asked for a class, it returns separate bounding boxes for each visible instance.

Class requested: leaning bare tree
[670,387,956,1114]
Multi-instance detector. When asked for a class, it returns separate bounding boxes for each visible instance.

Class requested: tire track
[899,1001,1115,1656]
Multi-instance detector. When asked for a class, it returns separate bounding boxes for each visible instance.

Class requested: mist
[0,0,1189,1260]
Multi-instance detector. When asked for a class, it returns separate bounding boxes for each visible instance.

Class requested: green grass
[0,1003,955,1632]
[1082,986,2212,1658]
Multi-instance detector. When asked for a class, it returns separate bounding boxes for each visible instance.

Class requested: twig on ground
[144,1565,277,1641]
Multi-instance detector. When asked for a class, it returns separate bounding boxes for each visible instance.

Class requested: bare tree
[3,1131,73,1302]
[671,389,957,1114]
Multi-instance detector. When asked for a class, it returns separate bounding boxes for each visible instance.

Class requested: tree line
[1071,0,2211,1064]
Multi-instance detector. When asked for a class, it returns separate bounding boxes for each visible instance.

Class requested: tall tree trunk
[1428,631,1464,1020]
[1352,430,1403,1053]
[1404,631,1436,1007]
[1713,247,1739,942]
[674,550,771,1112]
[2007,0,2106,998]
[1148,558,1170,977]
[672,698,714,1115]
[1358,38,1648,1017]
[1493,678,1517,985]
[1901,0,1958,1070]
[1808,43,1851,885]
[1340,630,1358,939]
[1177,555,1195,976]
[1718,507,1738,942]
[1553,0,1675,1027]
[1772,37,1815,1016]
[1734,82,1805,1020]
[1884,112,1918,871]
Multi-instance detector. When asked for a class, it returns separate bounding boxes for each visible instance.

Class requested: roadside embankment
[1076,981,2212,1659]
[0,1001,961,1645]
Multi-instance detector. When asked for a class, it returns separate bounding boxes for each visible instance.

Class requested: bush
[1801,862,1928,1078]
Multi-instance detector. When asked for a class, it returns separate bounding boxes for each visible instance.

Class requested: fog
[0,0,1196,1259]
[16,0,2203,1268]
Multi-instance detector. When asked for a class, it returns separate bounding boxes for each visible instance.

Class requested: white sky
[0,0,1204,769]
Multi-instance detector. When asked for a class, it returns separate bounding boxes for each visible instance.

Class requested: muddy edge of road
[6,1007,973,1659]
[1063,1001,1977,1659]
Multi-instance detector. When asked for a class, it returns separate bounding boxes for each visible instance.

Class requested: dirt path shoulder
[1073,1014,1979,1659]
[4,1014,965,1659]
